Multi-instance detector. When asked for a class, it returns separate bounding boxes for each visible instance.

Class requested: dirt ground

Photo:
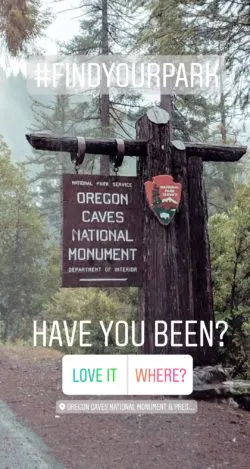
[0,345,249,469]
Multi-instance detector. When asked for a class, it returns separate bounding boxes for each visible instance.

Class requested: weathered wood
[184,142,247,162]
[171,140,186,150]
[100,94,111,175]
[170,146,196,356]
[187,155,216,365]
[26,134,148,157]
[136,114,195,357]
[100,0,110,176]
[147,107,170,124]
[26,133,247,162]
[160,95,173,139]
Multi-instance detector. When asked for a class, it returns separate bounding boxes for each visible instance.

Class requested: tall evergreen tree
[134,0,220,142]
[186,0,250,111]
[0,137,50,340]
[61,0,144,175]
[27,94,91,236]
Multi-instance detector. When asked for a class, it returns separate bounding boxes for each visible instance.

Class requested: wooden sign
[144,175,182,226]
[62,175,142,287]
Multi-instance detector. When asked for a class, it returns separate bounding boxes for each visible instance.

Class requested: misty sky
[37,0,82,53]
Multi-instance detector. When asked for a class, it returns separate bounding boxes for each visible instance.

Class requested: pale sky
[37,0,82,54]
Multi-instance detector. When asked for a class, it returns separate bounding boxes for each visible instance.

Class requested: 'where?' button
[127,355,193,395]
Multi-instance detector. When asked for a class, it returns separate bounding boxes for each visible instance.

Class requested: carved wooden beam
[26,133,247,162]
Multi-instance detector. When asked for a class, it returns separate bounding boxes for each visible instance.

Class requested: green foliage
[42,287,139,354]
[0,137,53,340]
[192,0,250,110]
[61,0,136,55]
[134,1,222,142]
[217,310,250,378]
[209,182,250,311]
[60,0,144,142]
[135,0,198,55]
[27,95,84,237]
[209,181,250,376]
[0,0,51,55]
[204,163,242,215]
[204,151,250,216]
[30,238,139,354]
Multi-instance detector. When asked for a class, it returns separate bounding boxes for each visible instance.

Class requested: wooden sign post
[137,109,213,364]
[26,107,247,365]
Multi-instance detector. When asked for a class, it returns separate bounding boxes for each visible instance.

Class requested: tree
[0,0,51,55]
[209,181,250,313]
[27,95,92,237]
[152,184,161,207]
[0,137,51,340]
[134,0,221,142]
[188,0,250,111]
[209,181,250,375]
[61,0,144,175]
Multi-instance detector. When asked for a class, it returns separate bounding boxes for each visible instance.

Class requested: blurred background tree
[209,180,250,376]
[0,0,51,55]
[0,137,51,340]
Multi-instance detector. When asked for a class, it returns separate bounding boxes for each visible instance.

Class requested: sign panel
[62,175,142,287]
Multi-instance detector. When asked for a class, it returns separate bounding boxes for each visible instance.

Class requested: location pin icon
[59,402,66,411]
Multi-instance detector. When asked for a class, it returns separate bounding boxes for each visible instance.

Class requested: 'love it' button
[62,355,127,395]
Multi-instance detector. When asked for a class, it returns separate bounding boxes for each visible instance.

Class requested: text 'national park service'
[62,175,143,287]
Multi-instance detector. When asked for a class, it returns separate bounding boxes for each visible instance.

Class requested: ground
[0,345,249,469]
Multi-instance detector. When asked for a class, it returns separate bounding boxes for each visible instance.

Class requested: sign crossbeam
[26,133,247,162]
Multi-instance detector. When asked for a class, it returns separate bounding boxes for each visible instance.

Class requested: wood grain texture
[26,134,247,162]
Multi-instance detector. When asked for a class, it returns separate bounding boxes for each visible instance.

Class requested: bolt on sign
[62,174,143,287]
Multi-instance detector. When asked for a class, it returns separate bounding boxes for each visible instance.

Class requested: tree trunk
[160,94,173,139]
[136,113,195,357]
[136,112,215,364]
[100,0,110,176]
[187,155,216,364]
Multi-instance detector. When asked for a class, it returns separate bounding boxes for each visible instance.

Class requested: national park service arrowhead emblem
[144,175,182,226]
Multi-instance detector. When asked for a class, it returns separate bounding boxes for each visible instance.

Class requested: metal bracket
[113,138,125,169]
[76,136,86,165]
